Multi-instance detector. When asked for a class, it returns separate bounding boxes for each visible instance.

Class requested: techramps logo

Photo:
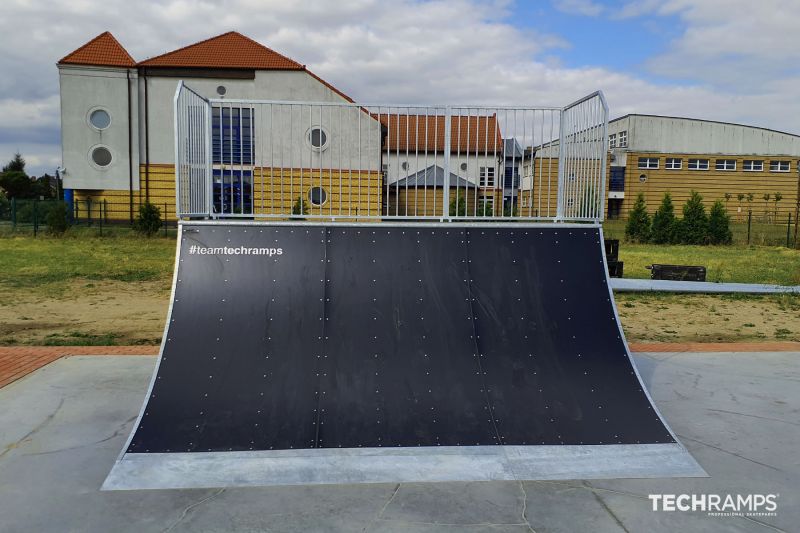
[649,493,779,517]
[188,245,283,257]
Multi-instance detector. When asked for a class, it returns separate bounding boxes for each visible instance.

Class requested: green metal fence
[0,198,175,237]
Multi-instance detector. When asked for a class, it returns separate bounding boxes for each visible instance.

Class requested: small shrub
[503,202,519,217]
[708,200,733,245]
[678,191,708,244]
[291,196,308,217]
[625,193,651,243]
[46,201,71,236]
[133,202,162,237]
[651,193,677,244]
[477,199,494,217]
[449,195,467,217]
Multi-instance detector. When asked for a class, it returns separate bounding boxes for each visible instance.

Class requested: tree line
[0,153,58,200]
[625,191,733,245]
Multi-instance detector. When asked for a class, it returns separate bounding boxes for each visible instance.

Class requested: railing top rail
[179,82,211,103]
[207,97,563,111]
[562,90,607,112]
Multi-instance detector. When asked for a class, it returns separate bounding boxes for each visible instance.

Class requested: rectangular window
[688,158,709,170]
[743,160,763,171]
[212,107,254,165]
[715,159,736,171]
[481,196,495,213]
[521,196,529,208]
[770,160,790,172]
[665,158,682,170]
[609,134,616,148]
[479,167,496,187]
[618,131,627,147]
[638,157,659,169]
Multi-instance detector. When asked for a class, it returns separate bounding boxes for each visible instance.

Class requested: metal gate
[173,81,608,222]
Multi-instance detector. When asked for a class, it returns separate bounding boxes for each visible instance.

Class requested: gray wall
[609,115,800,156]
[59,65,138,190]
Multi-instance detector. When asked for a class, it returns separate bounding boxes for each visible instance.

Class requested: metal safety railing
[173,81,608,222]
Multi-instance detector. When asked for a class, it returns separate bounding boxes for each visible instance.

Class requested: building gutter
[127,69,134,223]
[143,68,150,202]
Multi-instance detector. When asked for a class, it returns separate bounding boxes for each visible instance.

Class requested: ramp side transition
[104,222,704,489]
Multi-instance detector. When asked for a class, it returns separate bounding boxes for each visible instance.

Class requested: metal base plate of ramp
[104,222,705,490]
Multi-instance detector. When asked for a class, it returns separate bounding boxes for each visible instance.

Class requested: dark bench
[647,264,707,282]
[603,239,624,278]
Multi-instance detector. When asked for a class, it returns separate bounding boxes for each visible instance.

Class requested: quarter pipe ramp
[104,222,704,489]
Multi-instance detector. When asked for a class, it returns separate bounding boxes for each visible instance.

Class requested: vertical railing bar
[329,105,333,218]
[173,83,181,216]
[395,108,400,217]
[383,108,390,218]
[209,100,213,216]
[423,109,429,216]
[442,106,451,219]
[599,94,609,221]
[289,105,294,218]
[267,104,272,215]
[414,108,419,217]
[405,107,410,217]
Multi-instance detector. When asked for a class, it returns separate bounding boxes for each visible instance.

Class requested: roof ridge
[58,31,135,66]
[232,32,304,69]
[137,31,304,70]
[138,30,238,65]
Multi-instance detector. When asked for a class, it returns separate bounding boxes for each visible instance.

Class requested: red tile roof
[378,114,504,153]
[58,31,136,68]
[139,31,304,70]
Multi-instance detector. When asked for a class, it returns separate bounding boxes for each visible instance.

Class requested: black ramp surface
[128,226,326,452]
[466,227,674,445]
[320,227,498,448]
[126,222,676,454]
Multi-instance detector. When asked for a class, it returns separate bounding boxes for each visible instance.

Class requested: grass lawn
[0,227,175,296]
[0,226,798,345]
[602,219,800,285]
[617,243,800,285]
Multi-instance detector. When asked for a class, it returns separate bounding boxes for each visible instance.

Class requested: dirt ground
[615,292,800,343]
[1,279,798,345]
[0,280,170,345]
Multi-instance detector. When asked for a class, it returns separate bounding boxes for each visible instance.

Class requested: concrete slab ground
[0,353,796,532]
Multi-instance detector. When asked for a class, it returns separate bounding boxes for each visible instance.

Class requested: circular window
[639,174,647,182]
[460,162,468,171]
[90,146,112,167]
[307,126,328,151]
[89,109,111,130]
[309,186,327,206]
[401,162,408,170]
[216,85,227,96]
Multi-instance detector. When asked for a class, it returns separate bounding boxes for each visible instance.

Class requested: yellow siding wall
[248,169,382,217]
[73,165,176,222]
[621,153,798,221]
[73,165,383,221]
[70,155,799,223]
[388,188,479,217]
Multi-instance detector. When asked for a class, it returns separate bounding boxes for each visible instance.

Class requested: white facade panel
[143,71,370,166]
[59,65,138,191]
[385,153,501,186]
[609,115,800,156]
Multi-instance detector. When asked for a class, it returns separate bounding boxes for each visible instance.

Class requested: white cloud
[618,0,800,90]
[0,0,798,174]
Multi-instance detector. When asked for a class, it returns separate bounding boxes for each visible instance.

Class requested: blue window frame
[212,107,254,165]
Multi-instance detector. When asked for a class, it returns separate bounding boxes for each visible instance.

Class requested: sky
[1,0,799,176]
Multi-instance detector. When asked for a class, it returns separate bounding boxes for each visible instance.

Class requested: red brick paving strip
[0,346,158,389]
[1,342,798,389]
